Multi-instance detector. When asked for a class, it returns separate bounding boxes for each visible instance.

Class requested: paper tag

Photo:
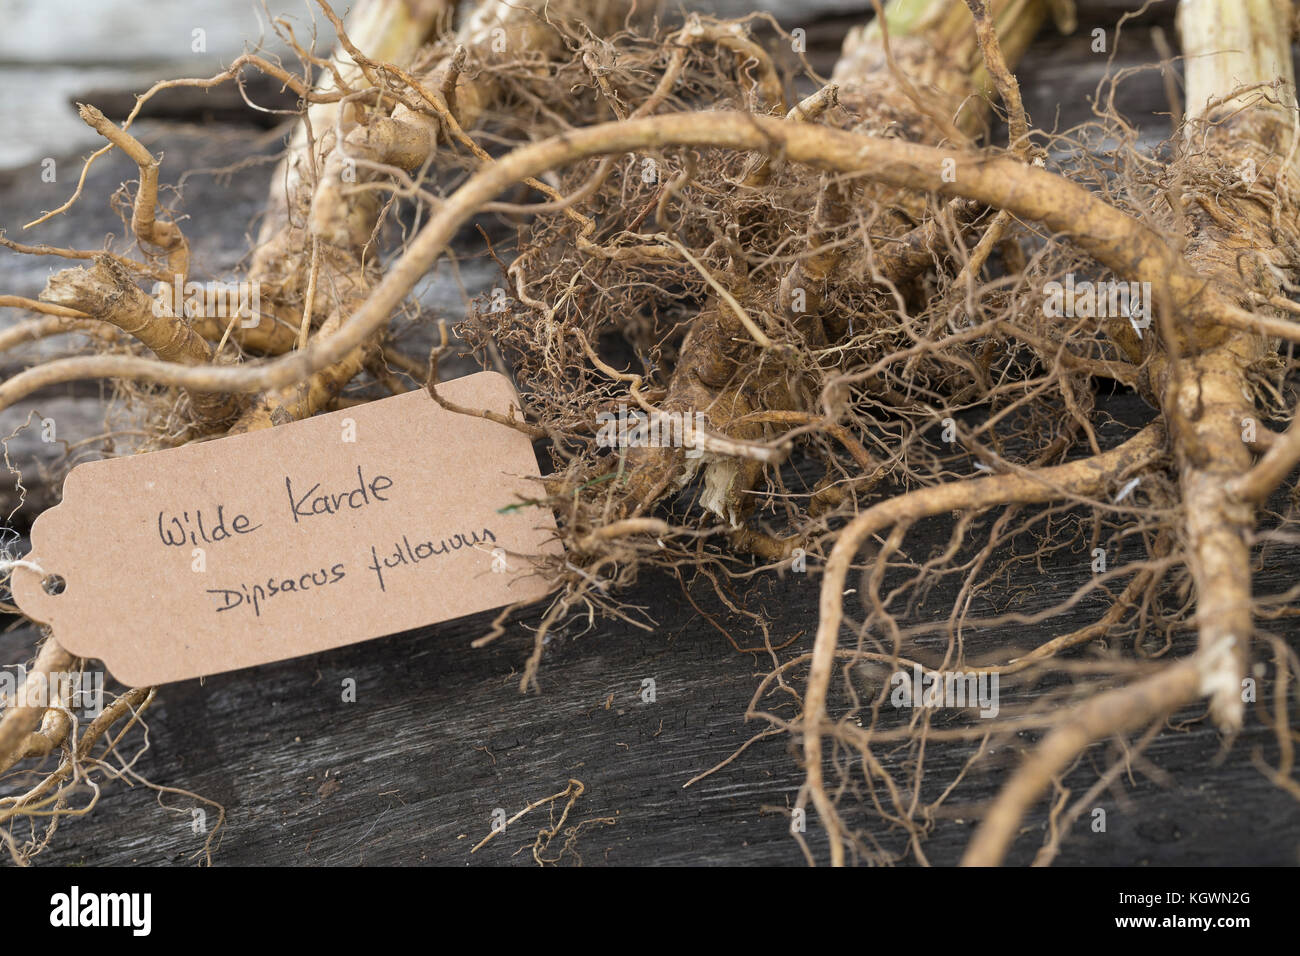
[11,371,559,686]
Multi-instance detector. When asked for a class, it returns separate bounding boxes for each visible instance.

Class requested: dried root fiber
[2,0,1300,866]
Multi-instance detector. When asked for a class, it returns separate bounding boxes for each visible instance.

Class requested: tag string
[0,557,46,576]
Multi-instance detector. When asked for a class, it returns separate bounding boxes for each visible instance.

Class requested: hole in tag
[42,575,66,596]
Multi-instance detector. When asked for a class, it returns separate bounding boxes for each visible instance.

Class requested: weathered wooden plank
[9,494,1299,867]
